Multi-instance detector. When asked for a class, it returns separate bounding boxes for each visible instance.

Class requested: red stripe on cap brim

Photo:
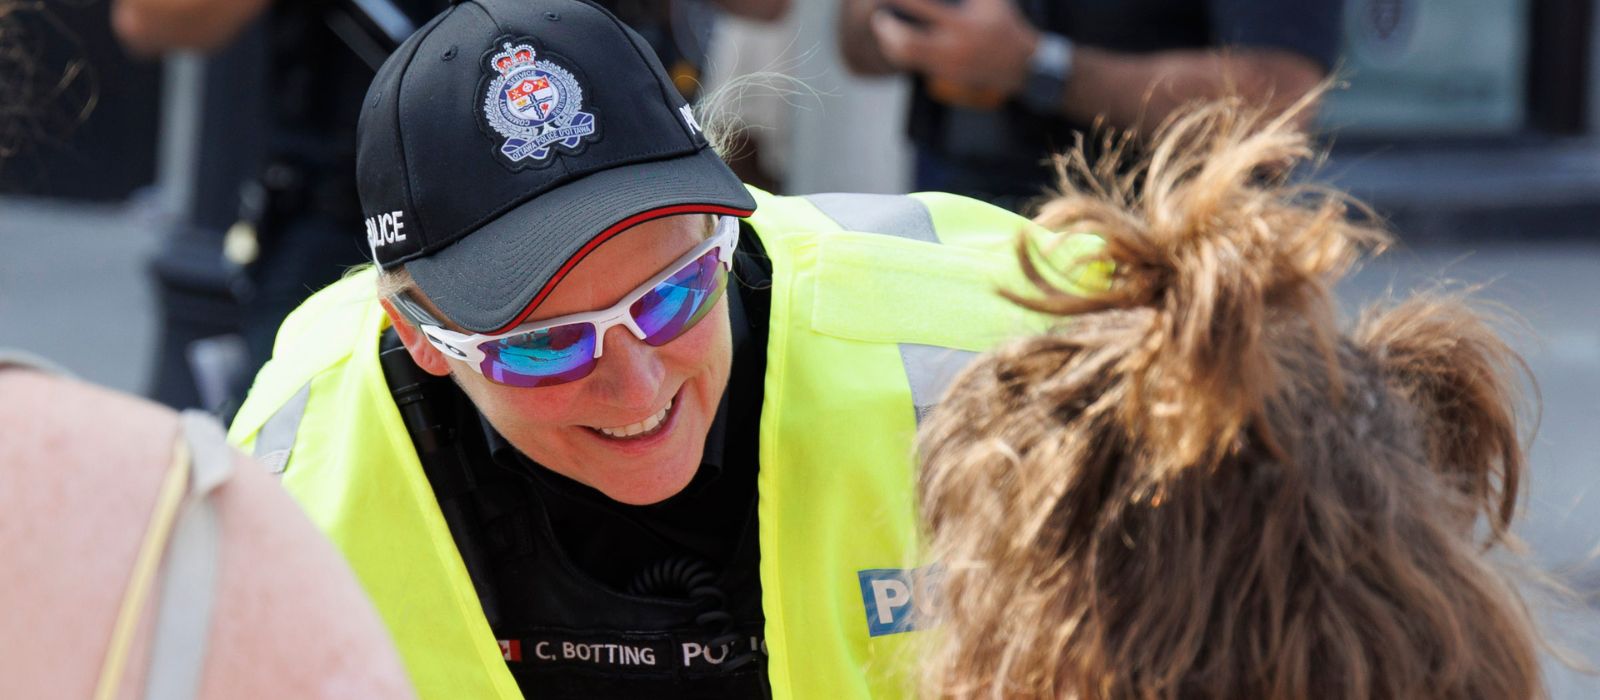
[486,203,754,335]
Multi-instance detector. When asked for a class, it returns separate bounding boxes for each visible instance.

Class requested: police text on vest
[858,566,941,637]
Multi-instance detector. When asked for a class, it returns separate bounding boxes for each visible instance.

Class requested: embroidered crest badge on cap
[356,0,757,333]
[479,39,598,167]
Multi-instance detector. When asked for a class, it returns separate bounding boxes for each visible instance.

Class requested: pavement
[0,197,167,394]
[2,195,1598,693]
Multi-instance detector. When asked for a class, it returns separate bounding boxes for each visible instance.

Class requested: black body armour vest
[474,468,768,699]
[379,230,774,699]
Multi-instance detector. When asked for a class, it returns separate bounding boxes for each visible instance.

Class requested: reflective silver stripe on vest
[801,194,971,423]
[899,344,978,425]
[254,381,311,475]
[143,410,235,700]
[803,193,939,243]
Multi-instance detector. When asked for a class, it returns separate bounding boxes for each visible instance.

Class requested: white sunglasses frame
[393,215,739,376]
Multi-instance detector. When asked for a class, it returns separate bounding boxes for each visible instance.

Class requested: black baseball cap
[357,0,757,334]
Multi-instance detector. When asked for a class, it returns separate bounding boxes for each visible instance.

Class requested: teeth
[596,399,672,439]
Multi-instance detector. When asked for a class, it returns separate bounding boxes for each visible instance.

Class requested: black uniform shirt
[414,228,774,699]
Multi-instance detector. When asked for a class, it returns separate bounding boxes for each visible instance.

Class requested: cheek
[450,367,582,440]
[450,303,732,445]
[661,304,733,386]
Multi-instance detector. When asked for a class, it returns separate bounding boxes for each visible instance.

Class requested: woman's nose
[587,323,665,407]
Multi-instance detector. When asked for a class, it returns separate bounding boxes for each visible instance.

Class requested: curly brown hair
[0,0,98,177]
[916,96,1543,700]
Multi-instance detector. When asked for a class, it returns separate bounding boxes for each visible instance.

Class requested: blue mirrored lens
[632,251,726,346]
[480,322,596,388]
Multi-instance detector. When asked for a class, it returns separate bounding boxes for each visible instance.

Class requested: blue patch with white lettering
[858,566,939,637]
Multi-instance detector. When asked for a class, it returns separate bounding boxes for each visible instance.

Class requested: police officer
[115,0,784,415]
[228,0,1100,697]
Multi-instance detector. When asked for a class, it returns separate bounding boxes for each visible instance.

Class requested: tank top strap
[93,410,237,700]
[0,348,70,376]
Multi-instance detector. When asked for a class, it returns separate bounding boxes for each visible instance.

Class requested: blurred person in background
[840,0,1341,211]
[112,0,787,417]
[225,0,1090,697]
[113,0,451,416]
[916,98,1547,698]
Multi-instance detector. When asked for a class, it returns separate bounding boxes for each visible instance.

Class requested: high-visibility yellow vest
[228,188,1101,699]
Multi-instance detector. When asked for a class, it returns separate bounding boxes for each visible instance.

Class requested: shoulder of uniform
[228,269,387,449]
[272,268,384,359]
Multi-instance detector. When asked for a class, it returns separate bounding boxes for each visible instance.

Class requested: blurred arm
[1057,47,1325,133]
[112,0,272,55]
[714,0,790,22]
[861,0,1328,130]
[839,0,898,75]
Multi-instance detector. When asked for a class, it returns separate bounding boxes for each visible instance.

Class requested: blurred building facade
[1317,0,1600,242]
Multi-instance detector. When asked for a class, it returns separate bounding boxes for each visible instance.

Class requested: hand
[870,0,1040,96]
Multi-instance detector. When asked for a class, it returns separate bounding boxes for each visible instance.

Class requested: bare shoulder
[0,370,414,699]
[0,370,183,698]
[202,450,417,699]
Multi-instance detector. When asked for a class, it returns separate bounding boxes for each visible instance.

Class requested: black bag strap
[378,328,503,627]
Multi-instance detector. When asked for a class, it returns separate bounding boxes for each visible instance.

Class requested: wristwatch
[1020,31,1074,114]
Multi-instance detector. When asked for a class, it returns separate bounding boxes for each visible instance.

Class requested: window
[1317,0,1534,137]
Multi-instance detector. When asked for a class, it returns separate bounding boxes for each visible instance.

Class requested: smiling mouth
[592,396,674,440]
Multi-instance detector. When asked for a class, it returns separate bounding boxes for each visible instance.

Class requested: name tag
[498,626,766,677]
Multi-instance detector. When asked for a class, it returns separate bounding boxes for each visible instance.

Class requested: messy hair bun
[918,96,1542,699]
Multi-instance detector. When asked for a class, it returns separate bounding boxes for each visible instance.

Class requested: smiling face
[386,214,732,505]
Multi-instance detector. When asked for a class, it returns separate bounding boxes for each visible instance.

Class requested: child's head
[918,98,1542,699]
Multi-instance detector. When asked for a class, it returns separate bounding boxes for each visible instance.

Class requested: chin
[601,470,698,505]
[590,443,704,505]
[585,384,716,505]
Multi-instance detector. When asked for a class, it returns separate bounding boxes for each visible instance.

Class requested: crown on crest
[492,42,536,74]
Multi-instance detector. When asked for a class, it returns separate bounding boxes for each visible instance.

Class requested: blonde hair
[917,96,1543,699]
[371,262,411,301]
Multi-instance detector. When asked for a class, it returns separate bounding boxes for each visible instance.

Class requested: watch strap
[1021,31,1073,114]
